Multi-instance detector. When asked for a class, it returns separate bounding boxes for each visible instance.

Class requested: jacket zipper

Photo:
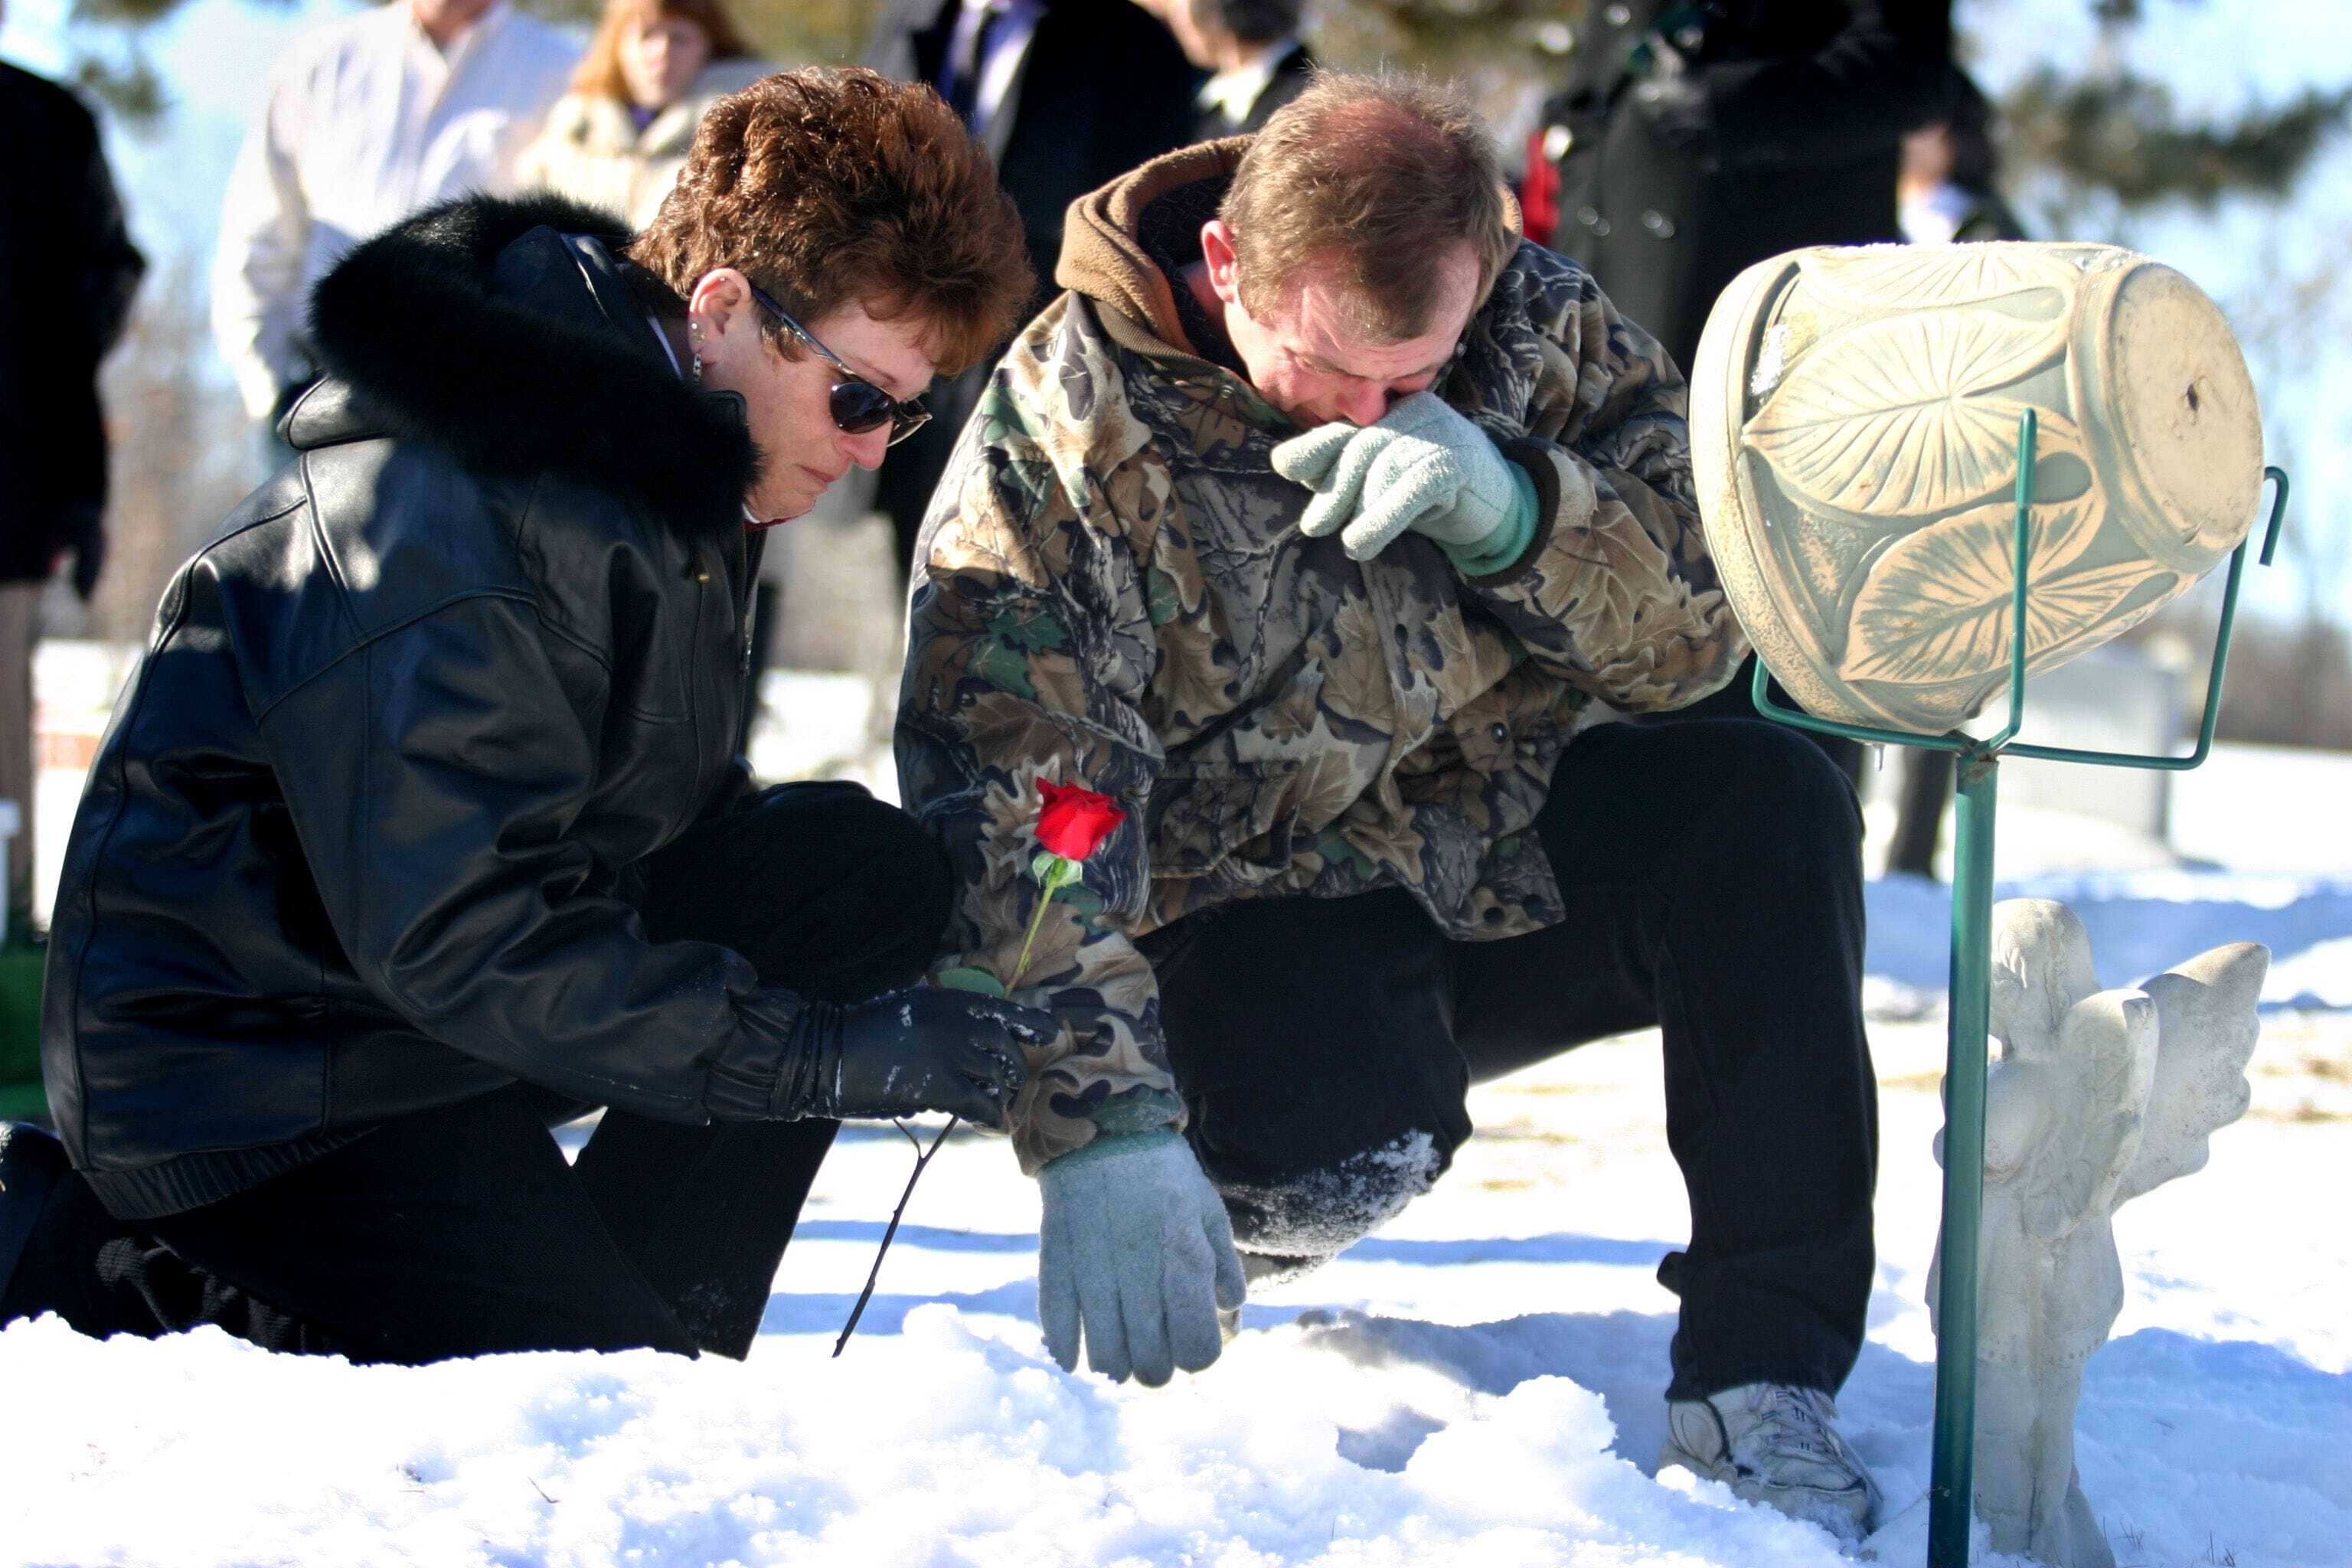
[737,527,765,678]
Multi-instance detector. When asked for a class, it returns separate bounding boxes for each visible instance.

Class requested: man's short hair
[1220,72,1517,344]
[1205,0,1303,47]
[630,67,1034,375]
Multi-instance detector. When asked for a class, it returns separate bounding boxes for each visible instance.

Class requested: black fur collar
[305,193,760,541]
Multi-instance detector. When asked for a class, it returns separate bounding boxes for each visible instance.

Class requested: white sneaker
[1661,1382,1883,1544]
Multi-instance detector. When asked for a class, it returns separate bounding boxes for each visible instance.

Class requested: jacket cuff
[704,757,760,819]
[1442,459,1540,577]
[1084,1084,1186,1138]
[1456,439,1595,583]
[703,1057,780,1120]
[1047,1125,1183,1171]
[701,987,813,1121]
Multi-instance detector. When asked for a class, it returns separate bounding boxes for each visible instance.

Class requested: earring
[689,318,704,381]
[691,353,704,382]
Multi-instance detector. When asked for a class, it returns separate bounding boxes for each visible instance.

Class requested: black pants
[4,782,949,1364]
[1141,719,1877,1400]
[1642,652,1867,792]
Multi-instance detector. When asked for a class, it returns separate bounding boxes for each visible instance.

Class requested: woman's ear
[686,267,756,351]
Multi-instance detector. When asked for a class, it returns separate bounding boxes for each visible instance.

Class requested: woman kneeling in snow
[0,68,1044,1364]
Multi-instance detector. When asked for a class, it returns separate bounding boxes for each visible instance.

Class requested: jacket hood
[1055,139,1248,355]
[302,192,760,541]
[1054,139,1526,359]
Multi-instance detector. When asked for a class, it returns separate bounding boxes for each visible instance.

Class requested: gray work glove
[1272,391,1535,570]
[1037,1129,1246,1386]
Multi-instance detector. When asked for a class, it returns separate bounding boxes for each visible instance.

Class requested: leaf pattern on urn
[1800,244,2086,312]
[1689,242,2263,733]
[1843,489,2171,687]
[1745,308,2067,517]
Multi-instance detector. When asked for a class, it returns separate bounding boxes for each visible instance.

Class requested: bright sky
[0,0,358,243]
[2,0,2345,613]
[1960,0,2352,622]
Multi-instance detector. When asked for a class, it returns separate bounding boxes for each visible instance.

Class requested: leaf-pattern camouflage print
[896,158,1745,1174]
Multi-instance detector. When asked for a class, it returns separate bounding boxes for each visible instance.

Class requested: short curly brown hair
[630,67,1034,375]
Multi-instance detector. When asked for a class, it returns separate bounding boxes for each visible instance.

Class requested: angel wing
[2016,989,2158,1241]
[2117,942,2269,1204]
[1981,1057,2053,1183]
[1989,899,2100,1062]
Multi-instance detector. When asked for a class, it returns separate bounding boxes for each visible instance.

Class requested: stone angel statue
[1926,899,2268,1568]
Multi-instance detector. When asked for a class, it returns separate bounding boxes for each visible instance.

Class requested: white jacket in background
[211,1,578,420]
[515,57,773,231]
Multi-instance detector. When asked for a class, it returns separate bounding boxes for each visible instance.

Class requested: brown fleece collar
[1055,139,1250,356]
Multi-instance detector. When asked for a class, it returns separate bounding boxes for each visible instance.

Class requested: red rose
[1036,779,1125,861]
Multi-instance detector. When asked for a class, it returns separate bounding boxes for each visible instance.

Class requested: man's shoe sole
[1658,1438,1877,1545]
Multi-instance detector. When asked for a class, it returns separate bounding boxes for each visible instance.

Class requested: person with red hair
[519,0,771,229]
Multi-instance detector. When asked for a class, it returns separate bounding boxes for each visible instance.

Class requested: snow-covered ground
[5,663,2348,1567]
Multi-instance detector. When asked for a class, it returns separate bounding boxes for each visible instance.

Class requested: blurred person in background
[0,70,1043,1367]
[211,0,576,466]
[1138,0,1314,142]
[518,0,771,230]
[864,0,1204,575]
[1524,0,1952,788]
[1899,64,2026,246]
[1885,63,2025,880]
[1530,1,1952,372]
[0,11,145,931]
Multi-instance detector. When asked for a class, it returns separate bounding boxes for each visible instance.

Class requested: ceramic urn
[1688,243,2264,735]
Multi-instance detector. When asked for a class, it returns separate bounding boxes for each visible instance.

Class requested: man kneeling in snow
[896,72,1885,1542]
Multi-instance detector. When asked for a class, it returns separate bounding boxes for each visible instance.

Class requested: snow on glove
[1271,390,1535,570]
[1037,1129,1247,1387]
[781,986,1050,1129]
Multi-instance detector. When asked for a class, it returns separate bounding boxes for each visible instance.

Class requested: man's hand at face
[1037,1129,1246,1386]
[1272,392,1537,573]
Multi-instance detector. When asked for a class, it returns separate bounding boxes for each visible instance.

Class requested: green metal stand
[1748,410,2289,1567]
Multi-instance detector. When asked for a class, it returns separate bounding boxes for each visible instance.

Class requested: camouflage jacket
[896,142,1744,1174]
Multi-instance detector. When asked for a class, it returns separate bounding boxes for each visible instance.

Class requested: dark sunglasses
[746,283,932,447]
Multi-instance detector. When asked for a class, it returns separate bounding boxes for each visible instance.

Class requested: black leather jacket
[44,196,816,1220]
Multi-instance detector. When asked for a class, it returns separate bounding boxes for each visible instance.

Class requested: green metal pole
[1928,749,1999,1566]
